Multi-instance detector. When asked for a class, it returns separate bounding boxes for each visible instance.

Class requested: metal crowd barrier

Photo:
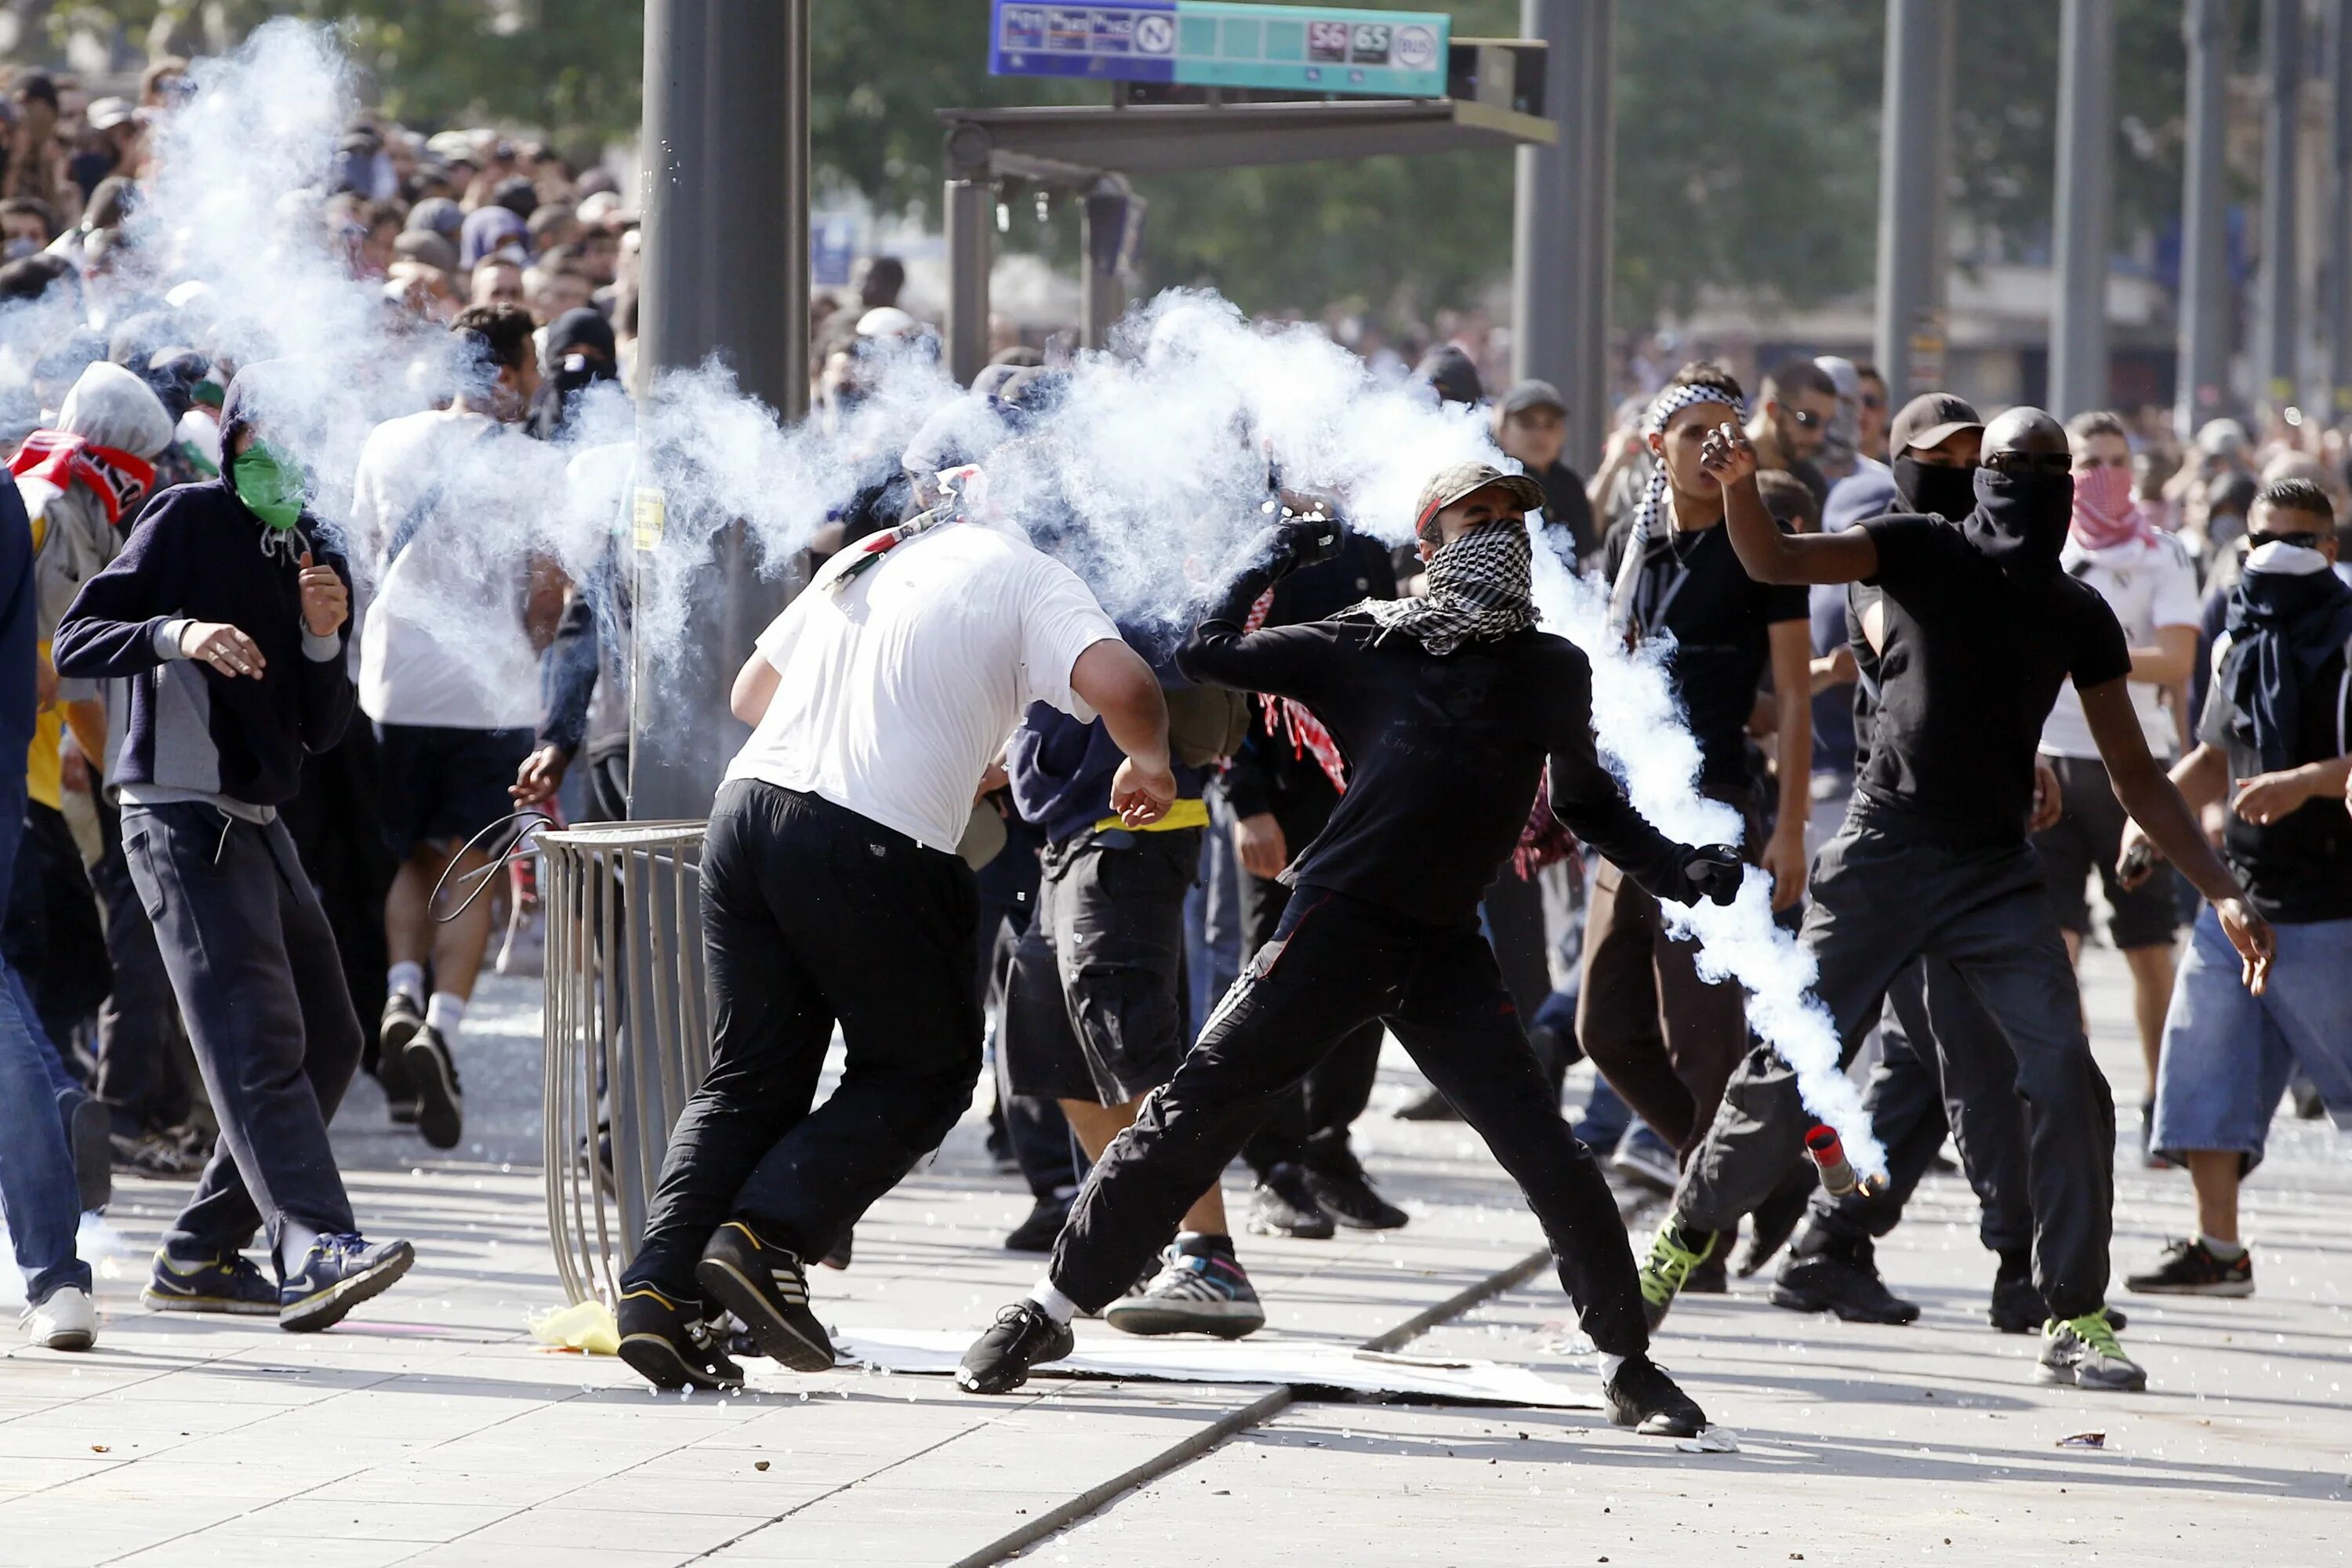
[539,820,711,1307]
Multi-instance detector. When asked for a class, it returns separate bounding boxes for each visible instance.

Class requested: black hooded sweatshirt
[52,372,354,812]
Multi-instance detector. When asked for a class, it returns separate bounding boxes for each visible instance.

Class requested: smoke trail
[1526,540,1886,1178]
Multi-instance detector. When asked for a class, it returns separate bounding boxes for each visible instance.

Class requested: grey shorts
[1000,826,1199,1106]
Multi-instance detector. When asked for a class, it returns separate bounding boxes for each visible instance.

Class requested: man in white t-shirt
[350,305,566,1152]
[2033,410,2201,1158]
[612,509,1174,1393]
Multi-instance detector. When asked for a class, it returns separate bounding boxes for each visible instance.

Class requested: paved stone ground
[3,944,2346,1566]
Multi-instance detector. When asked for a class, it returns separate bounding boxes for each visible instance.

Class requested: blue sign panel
[989,2,1450,97]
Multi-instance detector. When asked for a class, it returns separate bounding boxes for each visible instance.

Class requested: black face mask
[1962,464,2073,574]
[1892,456,1979,522]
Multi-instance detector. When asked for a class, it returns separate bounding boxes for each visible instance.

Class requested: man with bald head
[1633,406,2277,1396]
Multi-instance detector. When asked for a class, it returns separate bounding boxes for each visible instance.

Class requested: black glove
[1263,512,1343,579]
[1678,844,1744,907]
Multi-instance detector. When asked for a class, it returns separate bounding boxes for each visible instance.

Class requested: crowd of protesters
[0,58,2342,1442]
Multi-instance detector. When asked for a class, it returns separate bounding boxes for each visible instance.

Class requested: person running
[2033,410,2200,1161]
[53,366,415,1332]
[1583,365,1812,1194]
[611,494,1172,1393]
[959,461,1744,1439]
[1635,408,2274,1394]
[2122,479,2352,1298]
[350,303,564,1150]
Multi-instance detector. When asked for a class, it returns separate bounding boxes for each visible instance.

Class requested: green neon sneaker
[1638,1224,1719,1330]
[2038,1310,2147,1392]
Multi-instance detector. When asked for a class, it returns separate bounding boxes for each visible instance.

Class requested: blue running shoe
[143,1247,279,1316]
[279,1234,415,1333]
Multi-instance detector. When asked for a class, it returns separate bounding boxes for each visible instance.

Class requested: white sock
[425,992,467,1041]
[1026,1279,1078,1325]
[2199,1233,2246,1262]
[387,962,426,1007]
[1598,1352,1628,1382]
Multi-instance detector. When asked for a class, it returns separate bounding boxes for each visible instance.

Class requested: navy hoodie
[52,375,354,811]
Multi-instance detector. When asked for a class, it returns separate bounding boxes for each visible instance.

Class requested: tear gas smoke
[3,21,1878,1168]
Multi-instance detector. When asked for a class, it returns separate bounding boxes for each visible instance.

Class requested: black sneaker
[379,996,423,1125]
[2125,1238,2252,1298]
[111,1127,204,1179]
[1394,1086,1461,1122]
[1604,1354,1708,1438]
[1987,1249,2045,1334]
[695,1220,836,1373]
[401,1023,463,1151]
[142,1247,279,1316]
[1609,1126,1679,1195]
[1683,1250,1729,1295]
[1302,1145,1409,1232]
[2038,1311,2147,1392]
[1770,1234,1920,1324]
[1248,1163,1335,1240]
[615,1285,744,1392]
[957,1300,1075,1395]
[279,1233,416,1332]
[1004,1196,1073,1254]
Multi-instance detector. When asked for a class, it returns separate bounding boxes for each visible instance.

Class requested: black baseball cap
[1499,379,1567,419]
[1889,393,1982,456]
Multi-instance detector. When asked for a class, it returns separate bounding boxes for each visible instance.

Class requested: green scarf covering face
[230,439,307,530]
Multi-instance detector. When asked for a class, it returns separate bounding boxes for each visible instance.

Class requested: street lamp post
[1873,0,1955,397]
[2051,0,2116,418]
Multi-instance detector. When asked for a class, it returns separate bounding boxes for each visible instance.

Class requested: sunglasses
[1982,449,2072,476]
[1858,394,1885,410]
[2248,530,2324,550]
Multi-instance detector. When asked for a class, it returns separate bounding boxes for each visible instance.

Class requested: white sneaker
[21,1284,97,1350]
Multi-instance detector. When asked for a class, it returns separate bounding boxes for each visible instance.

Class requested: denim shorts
[2151,907,2352,1169]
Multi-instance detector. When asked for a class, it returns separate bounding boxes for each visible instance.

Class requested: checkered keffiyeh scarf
[1345,522,1538,657]
[1606,381,1749,635]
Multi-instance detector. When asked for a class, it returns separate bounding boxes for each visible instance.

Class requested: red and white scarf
[7,429,155,527]
[1243,584,1348,793]
[2068,463,2156,554]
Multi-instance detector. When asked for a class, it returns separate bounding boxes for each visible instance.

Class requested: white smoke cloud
[44,20,1881,1172]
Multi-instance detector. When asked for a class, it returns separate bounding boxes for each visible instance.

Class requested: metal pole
[1872,0,1956,396]
[1512,1,1581,461]
[1080,183,1127,350]
[2177,0,2235,435]
[630,0,809,822]
[2051,0,2117,416]
[945,177,993,384]
[2333,0,2352,421]
[1575,0,1616,472]
[2258,0,2307,418]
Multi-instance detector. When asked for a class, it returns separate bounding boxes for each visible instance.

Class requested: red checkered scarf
[7,429,155,527]
[1243,585,1348,793]
[1512,768,1581,881]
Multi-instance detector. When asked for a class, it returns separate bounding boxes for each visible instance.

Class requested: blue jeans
[0,774,87,1304]
[2152,909,2352,1168]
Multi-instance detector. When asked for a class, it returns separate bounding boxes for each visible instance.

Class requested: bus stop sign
[989,2,1450,98]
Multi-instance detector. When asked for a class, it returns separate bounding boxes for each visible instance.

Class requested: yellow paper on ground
[528,1298,619,1356]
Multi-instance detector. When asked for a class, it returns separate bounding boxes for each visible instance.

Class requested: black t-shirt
[1534,460,1600,566]
[1603,519,1809,793]
[1179,568,1690,924]
[1854,514,2132,844]
[2198,640,2352,924]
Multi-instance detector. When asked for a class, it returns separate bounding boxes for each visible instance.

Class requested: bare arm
[1762,619,1813,910]
[2082,680,2273,991]
[729,652,780,724]
[2126,623,2198,688]
[1699,424,1880,585]
[1070,638,1175,827]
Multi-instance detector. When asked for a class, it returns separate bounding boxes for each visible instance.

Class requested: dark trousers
[1575,791,1759,1156]
[5,799,111,1068]
[90,796,193,1134]
[1236,855,1381,1178]
[1673,803,2114,1318]
[624,781,982,1298]
[283,722,397,1072]
[1051,885,1649,1356]
[1806,956,2034,1256]
[122,803,361,1272]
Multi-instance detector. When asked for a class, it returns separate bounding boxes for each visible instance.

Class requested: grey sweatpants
[122,801,362,1273]
[1672,801,2115,1319]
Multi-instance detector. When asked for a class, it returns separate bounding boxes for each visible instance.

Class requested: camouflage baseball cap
[1413,460,1546,539]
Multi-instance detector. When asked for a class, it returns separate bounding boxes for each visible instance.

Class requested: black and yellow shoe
[695,1221,837,1373]
[1637,1223,1719,1330]
[141,1247,279,1316]
[616,1286,744,1392]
